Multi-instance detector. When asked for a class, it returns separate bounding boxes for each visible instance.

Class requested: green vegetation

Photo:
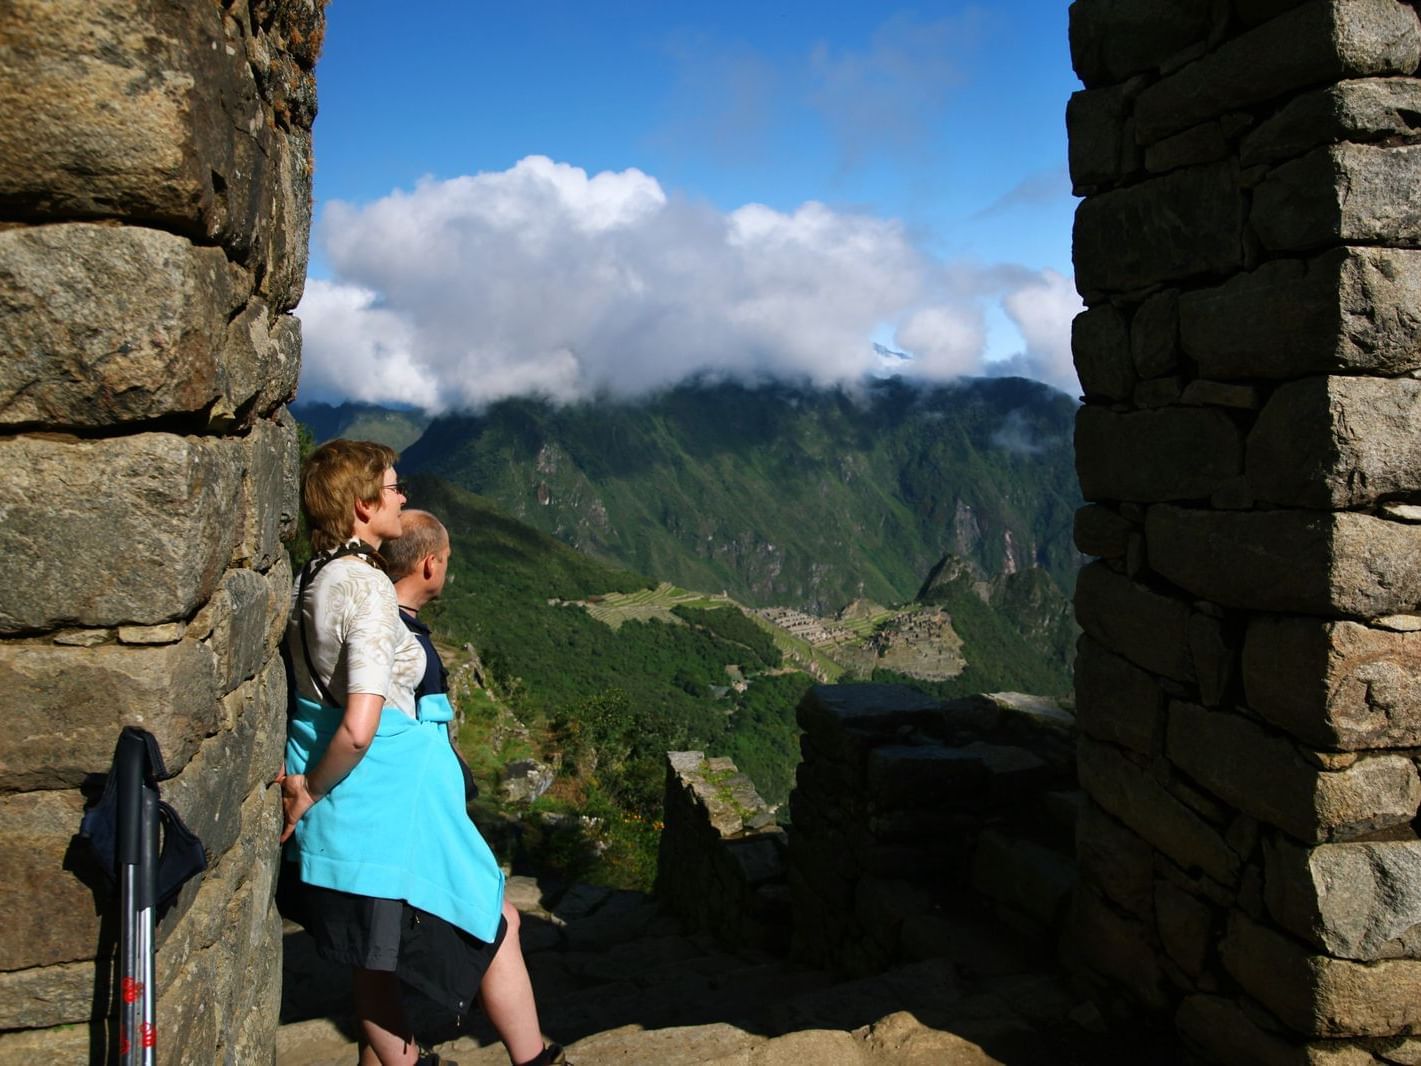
[405,475,814,888]
[670,604,782,670]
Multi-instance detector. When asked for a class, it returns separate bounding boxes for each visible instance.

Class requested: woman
[279,440,563,1066]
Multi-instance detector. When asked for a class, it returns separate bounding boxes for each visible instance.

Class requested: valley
[293,375,1081,891]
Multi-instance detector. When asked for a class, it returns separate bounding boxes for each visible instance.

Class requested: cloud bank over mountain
[298,156,1079,411]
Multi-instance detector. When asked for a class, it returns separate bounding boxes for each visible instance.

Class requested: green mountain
[293,399,431,452]
[408,475,811,809]
[399,376,1082,616]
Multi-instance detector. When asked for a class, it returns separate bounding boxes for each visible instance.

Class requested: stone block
[1266,836,1421,960]
[0,960,93,1031]
[1146,505,1421,616]
[1187,611,1234,707]
[0,1025,92,1064]
[1076,405,1243,502]
[1074,505,1133,559]
[1069,0,1212,87]
[1180,380,1261,409]
[0,640,218,791]
[1176,995,1375,1066]
[258,314,303,414]
[1254,144,1421,252]
[1133,376,1183,408]
[0,224,240,429]
[1131,289,1180,379]
[1135,0,1421,143]
[1179,246,1421,379]
[208,569,272,694]
[251,656,289,795]
[264,551,295,664]
[0,0,304,263]
[249,125,314,312]
[1075,561,1194,682]
[1249,376,1421,509]
[1075,163,1245,295]
[796,684,943,749]
[1242,77,1421,166]
[1145,121,1230,174]
[1078,737,1240,885]
[156,781,280,977]
[0,434,243,631]
[1074,635,1165,754]
[1168,702,1420,842]
[864,744,990,809]
[1244,617,1421,750]
[1064,883,1170,1010]
[1077,798,1156,917]
[1222,910,1421,1037]
[970,830,1076,928]
[163,708,270,863]
[235,413,300,570]
[1155,879,1214,978]
[1072,304,1135,401]
[1066,84,1135,190]
[0,790,101,970]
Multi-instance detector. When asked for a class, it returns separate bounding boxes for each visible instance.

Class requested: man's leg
[353,967,419,1066]
[480,901,547,1064]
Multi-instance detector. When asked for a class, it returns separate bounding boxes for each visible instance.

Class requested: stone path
[276,877,1162,1065]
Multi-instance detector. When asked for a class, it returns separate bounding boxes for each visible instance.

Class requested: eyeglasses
[382,482,409,497]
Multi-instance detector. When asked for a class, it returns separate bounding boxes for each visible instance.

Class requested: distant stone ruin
[0,2,320,1061]
[1068,0,1421,1060]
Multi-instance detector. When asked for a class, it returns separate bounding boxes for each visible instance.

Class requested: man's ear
[422,553,437,579]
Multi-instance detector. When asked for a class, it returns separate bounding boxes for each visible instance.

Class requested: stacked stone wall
[655,751,790,954]
[0,2,321,1061]
[1068,0,1421,1060]
[786,685,1077,976]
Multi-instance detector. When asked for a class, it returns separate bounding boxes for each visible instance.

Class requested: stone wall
[786,685,1077,976]
[1067,0,1421,1060]
[655,751,790,954]
[0,2,320,1061]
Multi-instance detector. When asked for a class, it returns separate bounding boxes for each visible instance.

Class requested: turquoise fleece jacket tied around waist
[286,695,504,944]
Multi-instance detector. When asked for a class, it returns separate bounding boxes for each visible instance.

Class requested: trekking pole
[115,732,158,1065]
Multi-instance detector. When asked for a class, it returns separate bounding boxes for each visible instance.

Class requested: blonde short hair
[384,510,449,581]
[301,439,398,552]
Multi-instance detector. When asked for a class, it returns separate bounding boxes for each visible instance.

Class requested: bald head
[383,509,449,582]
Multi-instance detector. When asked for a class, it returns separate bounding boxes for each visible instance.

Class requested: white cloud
[297,155,1080,411]
[999,268,1083,395]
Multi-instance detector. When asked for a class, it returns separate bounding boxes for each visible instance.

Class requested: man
[383,510,567,1065]
[382,510,475,801]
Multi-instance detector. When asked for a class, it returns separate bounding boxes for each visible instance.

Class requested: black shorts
[293,878,507,1016]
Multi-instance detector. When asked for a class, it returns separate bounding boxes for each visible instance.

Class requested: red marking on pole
[119,1028,130,1055]
[121,976,143,1004]
[140,1021,157,1049]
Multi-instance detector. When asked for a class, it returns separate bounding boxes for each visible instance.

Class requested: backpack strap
[296,541,385,707]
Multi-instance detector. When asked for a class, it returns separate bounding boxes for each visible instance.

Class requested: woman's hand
[277,768,319,843]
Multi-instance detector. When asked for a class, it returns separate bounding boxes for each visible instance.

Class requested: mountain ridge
[386,375,1081,617]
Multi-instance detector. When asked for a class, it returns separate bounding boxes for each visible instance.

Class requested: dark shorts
[291,877,507,1016]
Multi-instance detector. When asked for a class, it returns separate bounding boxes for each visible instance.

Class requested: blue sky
[299,2,1082,410]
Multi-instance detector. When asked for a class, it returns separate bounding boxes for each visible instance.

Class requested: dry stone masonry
[0,2,321,1061]
[785,685,1078,977]
[655,751,790,954]
[1068,0,1421,1060]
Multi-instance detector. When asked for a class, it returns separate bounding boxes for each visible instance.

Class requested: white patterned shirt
[287,547,424,719]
